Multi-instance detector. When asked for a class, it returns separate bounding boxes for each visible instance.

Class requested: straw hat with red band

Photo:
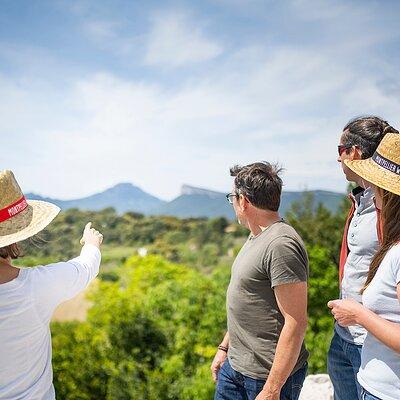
[345,132,400,196]
[0,170,60,248]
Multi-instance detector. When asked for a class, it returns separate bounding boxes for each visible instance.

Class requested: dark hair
[0,243,22,259]
[230,162,283,211]
[342,116,399,159]
[362,190,400,293]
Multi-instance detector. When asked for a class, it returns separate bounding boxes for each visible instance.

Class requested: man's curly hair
[230,162,283,211]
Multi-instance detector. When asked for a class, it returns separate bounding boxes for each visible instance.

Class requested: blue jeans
[214,358,307,400]
[361,388,381,400]
[327,331,363,400]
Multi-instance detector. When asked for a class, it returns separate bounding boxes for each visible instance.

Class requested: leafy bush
[52,256,228,399]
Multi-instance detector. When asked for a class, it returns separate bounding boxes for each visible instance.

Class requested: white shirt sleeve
[30,244,101,323]
[390,246,400,285]
[395,263,400,286]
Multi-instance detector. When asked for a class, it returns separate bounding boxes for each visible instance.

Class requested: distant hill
[151,185,345,219]
[280,190,346,215]
[27,183,345,219]
[151,185,235,219]
[27,183,165,214]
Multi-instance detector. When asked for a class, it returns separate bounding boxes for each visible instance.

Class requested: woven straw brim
[0,200,60,248]
[345,158,400,196]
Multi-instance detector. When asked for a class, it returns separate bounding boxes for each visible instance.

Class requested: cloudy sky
[1,0,400,200]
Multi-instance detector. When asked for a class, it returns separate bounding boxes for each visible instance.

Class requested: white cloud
[144,10,223,67]
[83,20,120,40]
[80,18,139,56]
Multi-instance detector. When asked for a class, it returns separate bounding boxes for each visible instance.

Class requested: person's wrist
[263,377,284,392]
[355,305,370,326]
[84,240,98,248]
[218,344,228,353]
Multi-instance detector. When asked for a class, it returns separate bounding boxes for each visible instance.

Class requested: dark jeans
[361,388,381,400]
[327,331,363,400]
[214,358,307,400]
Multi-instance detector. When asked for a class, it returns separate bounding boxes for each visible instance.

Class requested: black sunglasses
[226,193,238,204]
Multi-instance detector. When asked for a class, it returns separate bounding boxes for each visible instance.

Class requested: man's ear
[238,194,249,210]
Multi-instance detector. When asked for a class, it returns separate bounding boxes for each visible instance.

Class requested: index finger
[84,222,92,231]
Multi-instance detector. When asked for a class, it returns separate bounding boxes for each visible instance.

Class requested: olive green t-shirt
[227,220,309,380]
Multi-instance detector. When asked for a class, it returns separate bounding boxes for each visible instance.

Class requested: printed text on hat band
[372,152,400,175]
[0,196,28,223]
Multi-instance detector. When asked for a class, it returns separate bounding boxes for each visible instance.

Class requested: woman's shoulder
[384,243,400,278]
[23,261,70,281]
[387,242,400,259]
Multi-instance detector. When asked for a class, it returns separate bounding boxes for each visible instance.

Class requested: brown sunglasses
[338,144,353,156]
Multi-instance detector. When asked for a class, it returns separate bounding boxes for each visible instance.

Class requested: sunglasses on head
[337,144,353,156]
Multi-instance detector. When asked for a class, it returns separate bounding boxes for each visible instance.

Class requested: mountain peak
[112,182,135,189]
[105,182,143,195]
[180,184,223,198]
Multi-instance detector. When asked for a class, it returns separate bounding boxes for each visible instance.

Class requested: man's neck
[0,257,19,284]
[247,211,282,237]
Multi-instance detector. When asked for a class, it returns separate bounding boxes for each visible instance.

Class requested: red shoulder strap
[339,201,355,283]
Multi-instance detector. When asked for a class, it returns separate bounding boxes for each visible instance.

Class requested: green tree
[306,245,338,373]
[52,255,228,399]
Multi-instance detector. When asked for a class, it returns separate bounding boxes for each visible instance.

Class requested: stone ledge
[299,374,333,400]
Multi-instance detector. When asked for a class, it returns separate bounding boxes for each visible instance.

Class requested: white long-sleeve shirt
[0,244,101,400]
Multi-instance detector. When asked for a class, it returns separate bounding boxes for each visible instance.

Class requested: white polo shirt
[336,187,379,345]
[0,244,101,400]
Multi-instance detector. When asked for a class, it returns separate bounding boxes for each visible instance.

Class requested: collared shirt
[0,244,101,400]
[335,187,379,345]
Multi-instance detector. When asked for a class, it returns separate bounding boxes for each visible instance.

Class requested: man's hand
[255,387,280,400]
[80,222,103,248]
[327,298,365,327]
[210,349,227,382]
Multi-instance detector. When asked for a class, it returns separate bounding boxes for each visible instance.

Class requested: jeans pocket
[280,380,302,400]
[361,388,374,400]
[291,383,303,400]
[280,392,291,400]
[362,389,367,400]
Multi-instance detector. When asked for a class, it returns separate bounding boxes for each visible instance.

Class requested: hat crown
[0,170,24,210]
[375,133,400,164]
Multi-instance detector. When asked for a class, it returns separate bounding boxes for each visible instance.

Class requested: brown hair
[230,162,283,211]
[362,189,400,292]
[343,116,399,159]
[0,243,22,259]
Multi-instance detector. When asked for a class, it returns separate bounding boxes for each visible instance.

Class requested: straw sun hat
[0,170,60,248]
[345,132,400,196]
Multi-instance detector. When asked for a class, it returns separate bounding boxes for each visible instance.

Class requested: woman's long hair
[362,189,400,292]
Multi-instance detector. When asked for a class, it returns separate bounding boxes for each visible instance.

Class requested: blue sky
[1,0,400,200]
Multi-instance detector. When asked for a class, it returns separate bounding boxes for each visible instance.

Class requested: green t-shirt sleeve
[264,236,308,288]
